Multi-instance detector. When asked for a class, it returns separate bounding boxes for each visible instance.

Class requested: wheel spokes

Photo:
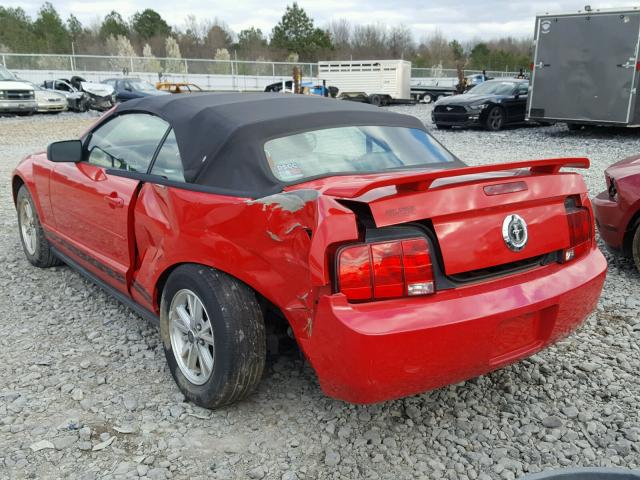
[198,344,213,378]
[175,305,192,331]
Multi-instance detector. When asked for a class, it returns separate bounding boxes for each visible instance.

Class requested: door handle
[104,194,124,208]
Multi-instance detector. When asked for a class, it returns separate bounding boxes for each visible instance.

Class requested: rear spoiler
[324,157,590,198]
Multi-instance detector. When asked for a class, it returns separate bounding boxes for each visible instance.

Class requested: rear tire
[485,106,504,131]
[160,264,266,409]
[16,185,61,268]
[632,224,640,272]
[422,94,433,104]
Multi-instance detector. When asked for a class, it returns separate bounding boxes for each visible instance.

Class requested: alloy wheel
[19,198,37,255]
[169,289,215,385]
[488,108,504,130]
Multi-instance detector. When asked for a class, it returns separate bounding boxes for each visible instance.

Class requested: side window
[85,114,169,173]
[518,84,529,96]
[150,129,185,182]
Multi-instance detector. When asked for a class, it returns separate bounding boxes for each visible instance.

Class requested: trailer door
[529,13,640,123]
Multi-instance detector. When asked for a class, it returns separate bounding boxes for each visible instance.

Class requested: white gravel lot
[1,106,639,480]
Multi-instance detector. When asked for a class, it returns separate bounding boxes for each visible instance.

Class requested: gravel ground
[1,106,639,480]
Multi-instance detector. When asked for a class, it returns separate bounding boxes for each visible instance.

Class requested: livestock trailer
[527,7,640,128]
[318,60,412,106]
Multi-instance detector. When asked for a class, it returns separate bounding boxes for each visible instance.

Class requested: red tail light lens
[564,208,592,261]
[567,209,591,246]
[338,237,435,301]
[401,238,435,296]
[371,242,404,298]
[337,245,372,300]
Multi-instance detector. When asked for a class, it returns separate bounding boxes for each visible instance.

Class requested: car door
[504,83,529,123]
[48,113,171,293]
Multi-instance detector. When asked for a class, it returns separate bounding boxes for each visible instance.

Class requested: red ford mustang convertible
[12,94,606,408]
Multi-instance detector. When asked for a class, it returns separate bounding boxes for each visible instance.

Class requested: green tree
[33,3,70,53]
[100,11,129,39]
[67,14,83,42]
[131,9,171,40]
[238,27,266,50]
[469,42,490,69]
[0,7,37,53]
[270,3,332,60]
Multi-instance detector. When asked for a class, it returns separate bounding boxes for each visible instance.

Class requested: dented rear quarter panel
[132,183,359,353]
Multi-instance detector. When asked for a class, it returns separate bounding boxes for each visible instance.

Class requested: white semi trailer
[318,60,413,106]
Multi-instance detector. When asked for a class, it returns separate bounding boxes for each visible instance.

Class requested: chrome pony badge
[502,214,528,252]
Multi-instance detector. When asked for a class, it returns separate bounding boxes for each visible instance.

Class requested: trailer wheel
[422,94,434,104]
[370,95,382,107]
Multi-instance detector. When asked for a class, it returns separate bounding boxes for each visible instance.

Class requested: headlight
[0,90,6,99]
[607,174,618,200]
[468,103,487,111]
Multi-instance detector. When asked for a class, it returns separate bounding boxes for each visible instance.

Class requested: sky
[6,0,640,41]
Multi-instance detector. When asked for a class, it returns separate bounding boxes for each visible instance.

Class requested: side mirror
[47,140,83,163]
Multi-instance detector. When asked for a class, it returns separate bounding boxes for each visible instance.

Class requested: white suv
[0,66,37,115]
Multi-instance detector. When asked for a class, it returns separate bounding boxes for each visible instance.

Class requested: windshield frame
[262,124,466,186]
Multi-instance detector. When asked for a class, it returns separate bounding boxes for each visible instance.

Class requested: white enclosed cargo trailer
[318,60,412,106]
[528,6,640,128]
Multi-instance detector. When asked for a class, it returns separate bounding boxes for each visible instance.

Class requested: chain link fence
[1,53,522,90]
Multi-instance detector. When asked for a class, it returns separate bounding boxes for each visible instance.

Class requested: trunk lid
[322,158,589,276]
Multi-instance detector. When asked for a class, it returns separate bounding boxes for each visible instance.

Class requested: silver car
[32,84,67,113]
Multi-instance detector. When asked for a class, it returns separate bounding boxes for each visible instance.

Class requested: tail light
[564,208,592,262]
[337,237,435,301]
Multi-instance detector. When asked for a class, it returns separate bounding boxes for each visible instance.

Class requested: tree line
[0,2,532,72]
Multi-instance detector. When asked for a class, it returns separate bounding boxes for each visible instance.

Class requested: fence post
[184,58,188,75]
[1,55,5,68]
[272,62,275,80]
[69,55,74,71]
[130,56,134,73]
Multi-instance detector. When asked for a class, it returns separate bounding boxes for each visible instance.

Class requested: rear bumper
[592,190,626,250]
[307,248,606,404]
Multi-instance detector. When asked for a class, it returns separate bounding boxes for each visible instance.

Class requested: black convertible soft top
[117,93,425,197]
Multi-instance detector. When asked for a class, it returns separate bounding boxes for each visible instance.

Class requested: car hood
[81,82,114,97]
[435,93,505,107]
[606,155,640,181]
[0,80,34,91]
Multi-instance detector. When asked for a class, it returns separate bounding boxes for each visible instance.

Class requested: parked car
[156,82,203,94]
[31,84,67,113]
[43,77,114,111]
[104,78,169,102]
[12,93,606,408]
[432,79,530,131]
[42,79,88,112]
[0,66,37,115]
[593,156,640,270]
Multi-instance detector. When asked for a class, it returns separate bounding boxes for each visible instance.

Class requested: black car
[432,79,529,131]
[102,77,168,102]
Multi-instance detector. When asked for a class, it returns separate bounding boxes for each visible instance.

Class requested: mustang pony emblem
[502,214,528,252]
